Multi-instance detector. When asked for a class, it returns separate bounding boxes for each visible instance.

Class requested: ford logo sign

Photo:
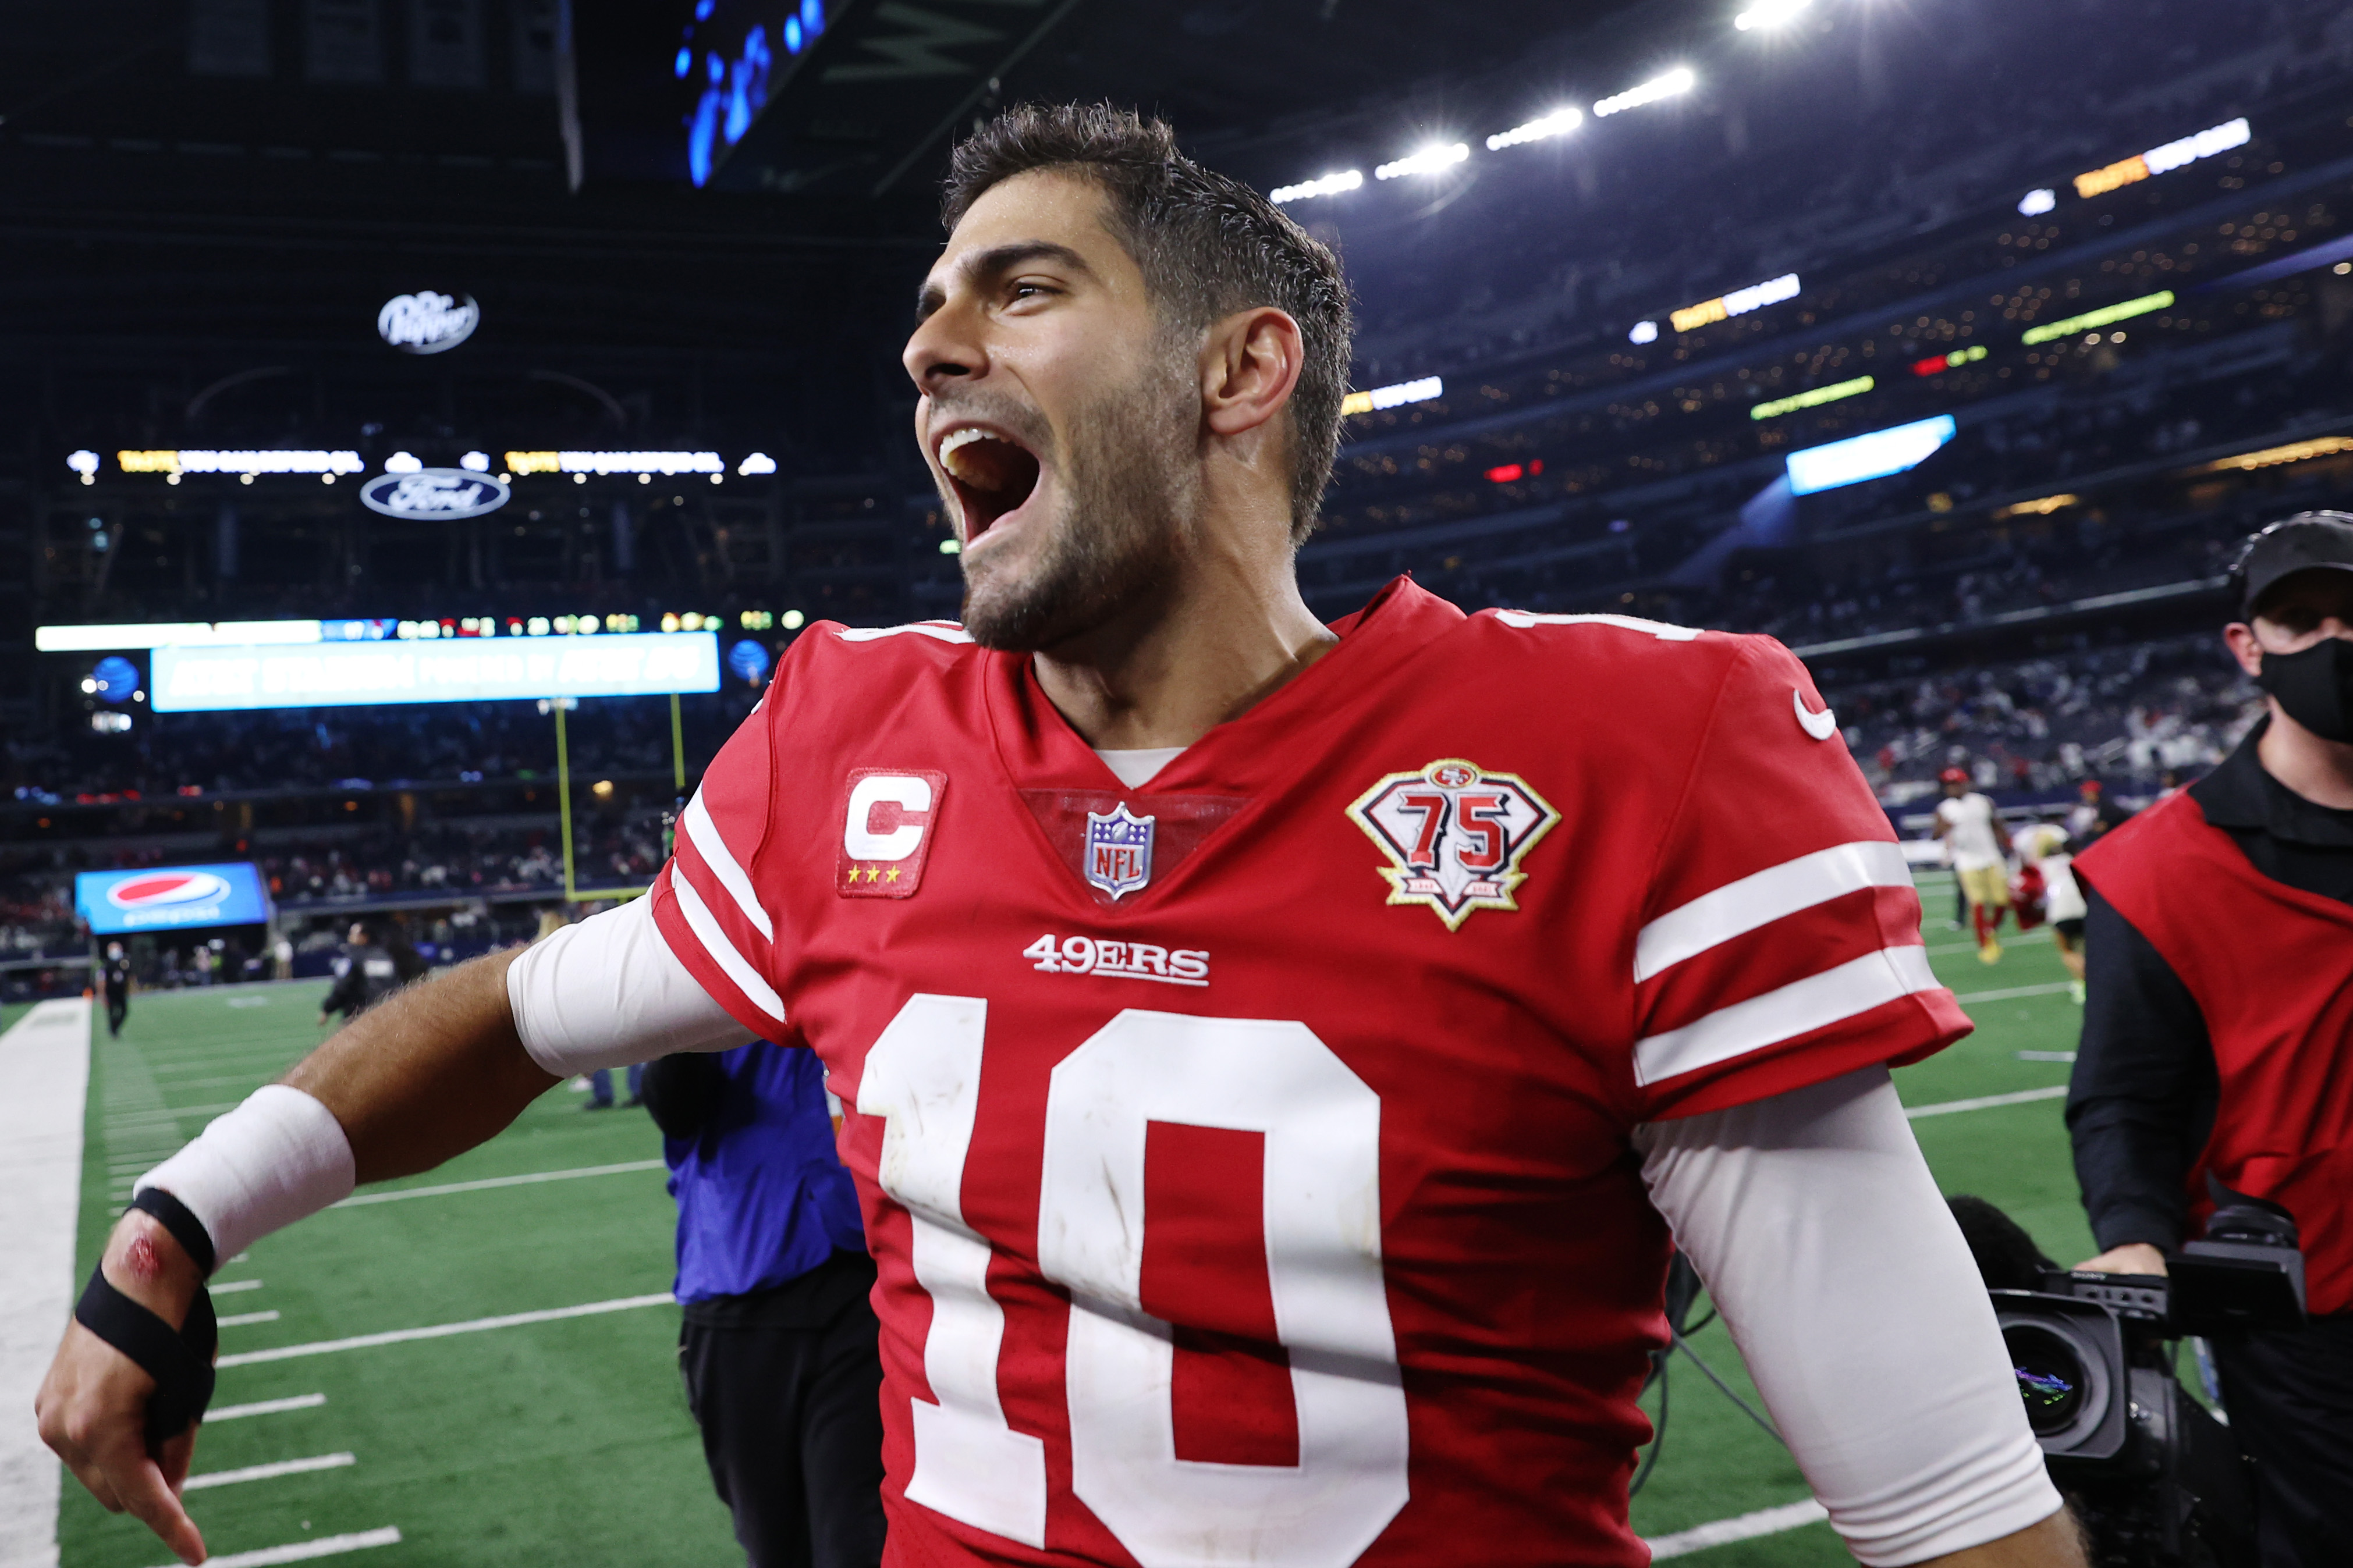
[359,468,510,520]
[378,291,480,354]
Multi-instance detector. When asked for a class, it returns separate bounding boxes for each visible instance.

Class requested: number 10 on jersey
[856,995,1411,1567]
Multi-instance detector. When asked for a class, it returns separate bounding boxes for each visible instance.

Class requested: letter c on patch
[844,774,933,861]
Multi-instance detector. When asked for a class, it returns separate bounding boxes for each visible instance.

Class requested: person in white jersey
[2011,823,2086,1002]
[1935,766,2012,963]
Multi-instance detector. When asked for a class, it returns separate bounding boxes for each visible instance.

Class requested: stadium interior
[6,0,2349,1562]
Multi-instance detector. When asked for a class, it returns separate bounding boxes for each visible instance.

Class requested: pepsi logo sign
[107,870,232,911]
[377,291,480,354]
[360,469,510,521]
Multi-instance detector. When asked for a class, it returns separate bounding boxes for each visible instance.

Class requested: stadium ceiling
[683,0,1667,201]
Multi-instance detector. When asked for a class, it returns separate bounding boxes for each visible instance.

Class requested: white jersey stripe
[682,791,774,942]
[1635,840,1914,982]
[669,872,787,1027]
[1633,945,1940,1087]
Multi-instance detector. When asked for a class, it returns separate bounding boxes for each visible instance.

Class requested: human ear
[2223,621,2265,679]
[1200,307,1304,438]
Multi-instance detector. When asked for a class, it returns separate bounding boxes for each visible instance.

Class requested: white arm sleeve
[1632,1068,2061,1566]
[506,893,753,1076]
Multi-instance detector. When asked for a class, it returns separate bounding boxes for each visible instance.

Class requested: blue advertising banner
[76,863,274,934]
[150,630,721,712]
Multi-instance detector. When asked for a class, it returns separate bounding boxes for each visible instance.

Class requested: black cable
[1627,1352,1669,1498]
[1671,1332,1783,1444]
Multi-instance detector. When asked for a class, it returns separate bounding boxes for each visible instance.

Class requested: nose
[903,297,982,398]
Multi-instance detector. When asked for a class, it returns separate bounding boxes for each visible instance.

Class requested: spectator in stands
[2071,514,2353,1563]
[641,1041,883,1568]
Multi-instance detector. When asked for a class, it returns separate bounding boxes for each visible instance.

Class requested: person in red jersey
[40,106,2081,1568]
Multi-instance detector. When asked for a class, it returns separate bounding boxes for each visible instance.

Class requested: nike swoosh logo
[1793,688,1839,741]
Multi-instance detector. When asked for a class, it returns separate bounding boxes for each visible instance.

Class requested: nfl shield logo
[1083,803,1156,901]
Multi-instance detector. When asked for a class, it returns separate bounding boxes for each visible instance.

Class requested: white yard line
[1906,1085,2069,1119]
[141,1526,401,1567]
[219,1310,282,1328]
[184,1453,355,1491]
[333,1158,667,1207]
[218,1293,676,1368]
[212,1278,266,1293]
[1645,1498,1830,1558]
[1951,981,2077,1004]
[209,1393,326,1421]
[0,997,91,1568]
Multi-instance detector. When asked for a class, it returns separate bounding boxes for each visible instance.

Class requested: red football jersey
[650,578,1967,1568]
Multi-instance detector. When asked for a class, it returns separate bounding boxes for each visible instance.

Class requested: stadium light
[384,451,423,474]
[1374,143,1469,181]
[1628,321,1659,345]
[1785,415,1956,495]
[1339,376,1444,416]
[1671,272,1800,333]
[1593,67,1694,118]
[1750,374,1874,421]
[1269,170,1363,204]
[460,451,490,471]
[1734,0,1808,30]
[2074,118,2249,199]
[737,451,778,475]
[2017,188,2056,216]
[2019,290,2173,345]
[1486,109,1582,151]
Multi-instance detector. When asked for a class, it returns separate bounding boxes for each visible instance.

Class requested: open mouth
[936,426,1042,545]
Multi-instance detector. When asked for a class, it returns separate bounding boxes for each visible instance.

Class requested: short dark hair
[943,103,1354,544]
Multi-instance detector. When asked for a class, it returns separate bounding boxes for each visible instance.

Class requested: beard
[954,346,1201,653]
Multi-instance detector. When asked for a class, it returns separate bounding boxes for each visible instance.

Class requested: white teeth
[936,426,1006,482]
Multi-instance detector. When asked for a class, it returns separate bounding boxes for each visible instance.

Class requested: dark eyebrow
[914,240,1096,322]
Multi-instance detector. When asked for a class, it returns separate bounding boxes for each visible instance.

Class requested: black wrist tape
[129,1187,218,1278]
[74,1269,218,1448]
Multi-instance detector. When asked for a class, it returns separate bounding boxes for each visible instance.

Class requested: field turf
[53,873,2091,1567]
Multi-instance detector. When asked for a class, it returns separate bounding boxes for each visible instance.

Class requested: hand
[34,1213,210,1566]
[2074,1242,2167,1276]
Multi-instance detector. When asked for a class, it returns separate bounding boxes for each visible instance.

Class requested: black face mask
[2256,635,2353,743]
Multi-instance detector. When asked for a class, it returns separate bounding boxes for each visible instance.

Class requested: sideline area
[0,998,91,1568]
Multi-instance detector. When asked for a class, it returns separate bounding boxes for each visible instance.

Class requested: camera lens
[2004,1323,2087,1436]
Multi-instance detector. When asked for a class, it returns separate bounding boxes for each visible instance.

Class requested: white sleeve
[506,894,753,1076]
[1631,1068,2061,1566]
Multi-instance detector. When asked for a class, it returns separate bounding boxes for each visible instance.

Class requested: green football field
[48,871,2092,1568]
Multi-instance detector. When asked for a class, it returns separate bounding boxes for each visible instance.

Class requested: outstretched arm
[38,895,746,1564]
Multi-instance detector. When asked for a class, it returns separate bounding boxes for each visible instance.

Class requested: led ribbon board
[76,863,273,934]
[1671,273,1800,333]
[2074,119,2249,199]
[1786,415,1957,496]
[151,631,722,712]
[2020,290,2174,346]
[1339,377,1444,417]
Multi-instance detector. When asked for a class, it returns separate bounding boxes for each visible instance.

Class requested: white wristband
[134,1085,357,1265]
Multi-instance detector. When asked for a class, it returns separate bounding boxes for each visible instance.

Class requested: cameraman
[2067,514,2353,1565]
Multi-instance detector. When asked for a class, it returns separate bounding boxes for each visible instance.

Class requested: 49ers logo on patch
[1346,758,1560,930]
[838,769,947,898]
